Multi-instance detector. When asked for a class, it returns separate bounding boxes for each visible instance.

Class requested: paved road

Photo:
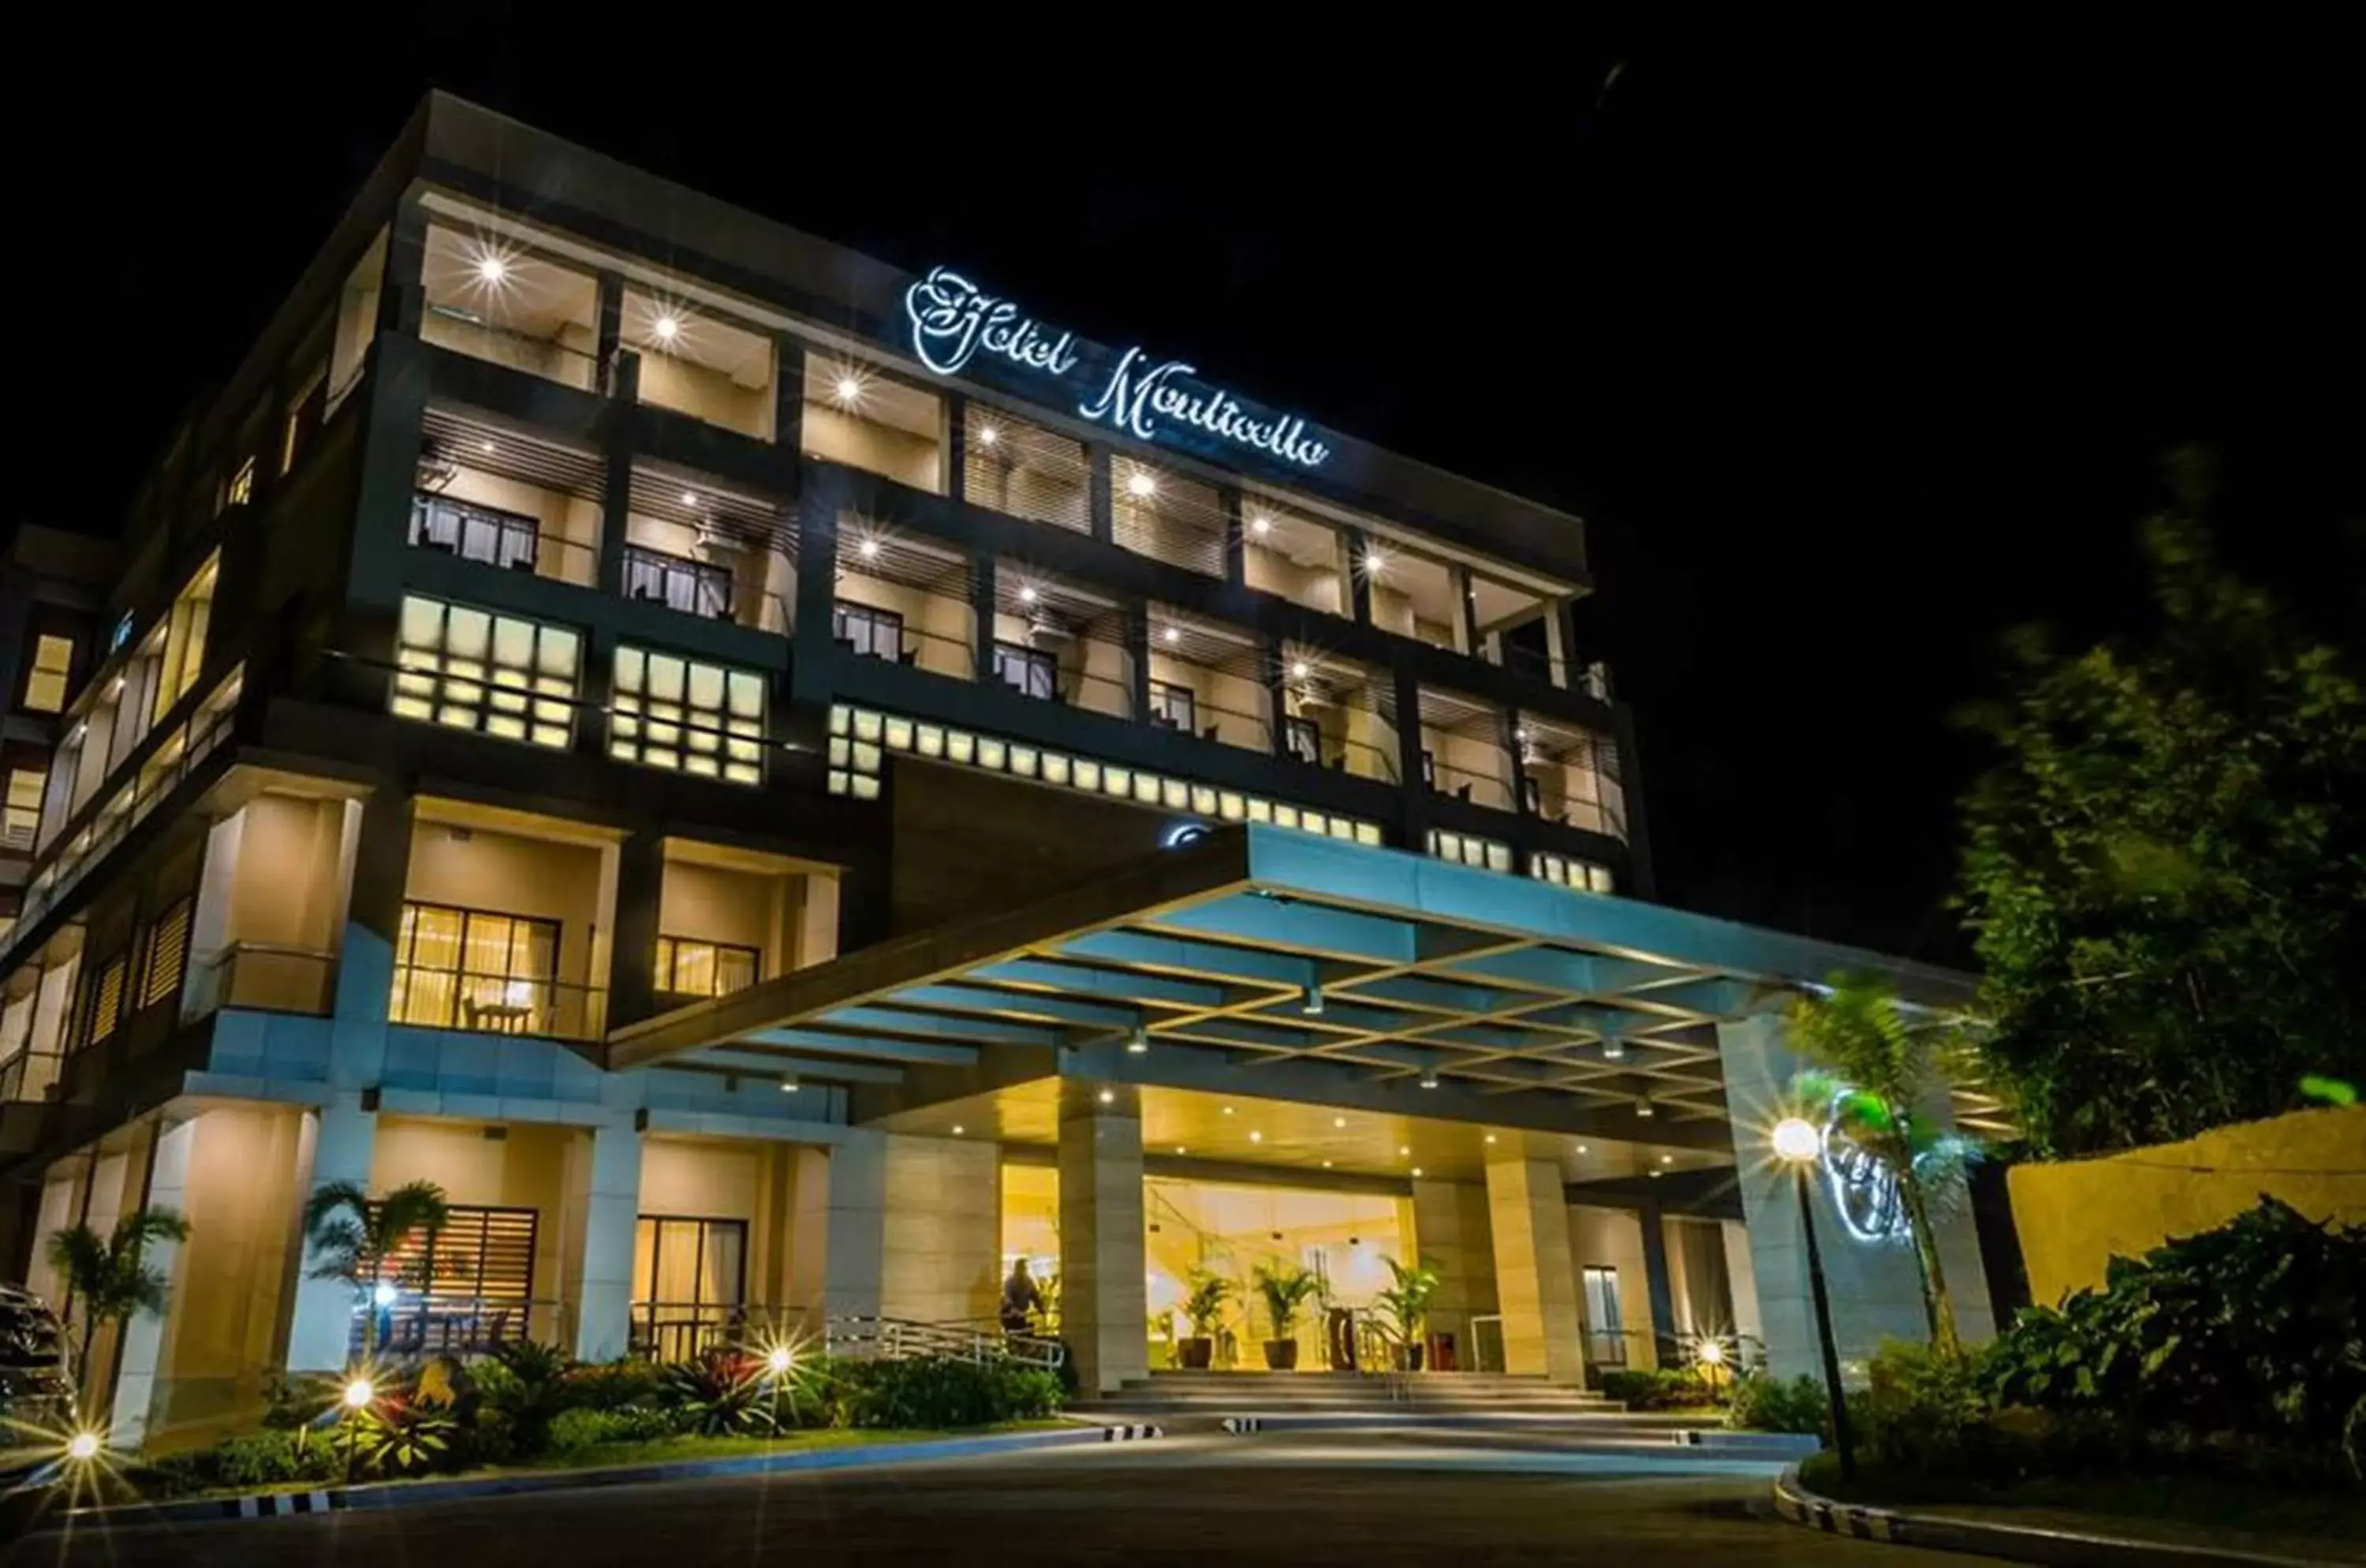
[6,1428,1987,1566]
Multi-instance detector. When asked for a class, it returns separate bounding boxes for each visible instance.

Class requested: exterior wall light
[1125,1025,1150,1055]
[1301,980,1323,1015]
[1635,1095,1655,1118]
[651,314,681,344]
[1418,1066,1440,1089]
[779,1076,800,1092]
[1126,471,1158,499]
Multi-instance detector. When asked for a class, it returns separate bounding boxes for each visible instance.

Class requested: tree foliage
[45,1207,192,1392]
[300,1178,450,1356]
[1957,500,2366,1155]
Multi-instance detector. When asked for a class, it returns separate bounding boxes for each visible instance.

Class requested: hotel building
[0,95,2006,1447]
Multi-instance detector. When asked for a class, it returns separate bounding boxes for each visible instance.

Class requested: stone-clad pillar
[572,1120,644,1363]
[1058,1085,1147,1395]
[286,1091,379,1372]
[1485,1155,1586,1382]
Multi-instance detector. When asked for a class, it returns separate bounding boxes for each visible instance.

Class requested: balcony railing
[351,1294,570,1361]
[1431,754,1513,811]
[185,942,338,1020]
[409,493,596,587]
[420,304,602,393]
[622,543,734,621]
[388,967,608,1041]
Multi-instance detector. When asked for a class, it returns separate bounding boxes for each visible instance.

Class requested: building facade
[0,94,2002,1448]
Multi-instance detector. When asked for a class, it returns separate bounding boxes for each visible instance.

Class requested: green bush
[1599,1367,1720,1410]
[659,1350,786,1435]
[547,1403,684,1452]
[1726,1372,1830,1436]
[562,1358,666,1412]
[827,1355,1064,1428]
[1863,1342,1998,1473]
[1984,1198,2366,1465]
[475,1340,578,1458]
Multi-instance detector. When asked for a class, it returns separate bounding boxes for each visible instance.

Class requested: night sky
[13,25,2359,965]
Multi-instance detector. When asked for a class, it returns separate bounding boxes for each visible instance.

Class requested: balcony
[420,224,600,393]
[1114,458,1226,578]
[804,360,944,492]
[654,839,840,1011]
[1279,651,1399,784]
[1366,542,1466,655]
[834,525,974,681]
[1420,686,1513,811]
[625,469,796,635]
[993,567,1131,720]
[964,405,1086,533]
[1148,610,1270,752]
[623,289,775,441]
[1519,715,1627,840]
[1243,499,1345,617]
[185,942,338,1019]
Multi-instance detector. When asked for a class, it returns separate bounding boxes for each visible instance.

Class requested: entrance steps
[1071,1369,1655,1422]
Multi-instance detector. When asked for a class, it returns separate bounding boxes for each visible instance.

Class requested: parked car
[2,1283,73,1533]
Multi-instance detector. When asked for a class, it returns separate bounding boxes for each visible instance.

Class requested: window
[992,641,1056,700]
[392,595,580,749]
[631,1215,747,1362]
[410,495,540,572]
[140,898,192,1010]
[84,953,129,1048]
[621,543,732,620]
[832,601,905,662]
[390,902,561,1033]
[2,767,42,849]
[357,1203,537,1357]
[610,648,764,785]
[1283,715,1321,765]
[654,935,760,999]
[21,636,73,713]
[226,457,256,509]
[1581,1265,1626,1366]
[1148,679,1196,733]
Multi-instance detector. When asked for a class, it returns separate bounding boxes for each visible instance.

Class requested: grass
[1798,1451,2366,1555]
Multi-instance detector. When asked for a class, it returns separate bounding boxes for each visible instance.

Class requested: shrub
[207,1428,340,1488]
[1727,1372,1830,1436]
[659,1350,783,1436]
[475,1339,577,1458]
[1599,1367,1719,1411]
[1984,1198,2366,1464]
[548,1403,684,1452]
[562,1359,666,1413]
[827,1356,1064,1429]
[350,1406,457,1477]
[1862,1342,1997,1473]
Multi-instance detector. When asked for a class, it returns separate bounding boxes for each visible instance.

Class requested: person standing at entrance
[1001,1258,1045,1335]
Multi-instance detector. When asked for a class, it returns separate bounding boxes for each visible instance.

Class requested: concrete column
[880,1134,1000,1324]
[1344,527,1374,624]
[605,828,666,1029]
[789,1132,886,1327]
[325,786,412,1089]
[1636,1196,1680,1365]
[572,1120,643,1363]
[1410,1177,1498,1370]
[969,551,998,683]
[1058,1088,1146,1395]
[108,1117,195,1450]
[1718,1012,1998,1382]
[1086,446,1114,545]
[1485,1155,1586,1382]
[596,354,641,599]
[286,1091,378,1372]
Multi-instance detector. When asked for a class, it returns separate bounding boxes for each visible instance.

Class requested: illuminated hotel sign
[902,267,1332,471]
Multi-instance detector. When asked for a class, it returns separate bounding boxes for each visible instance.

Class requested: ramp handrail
[826,1314,1066,1372]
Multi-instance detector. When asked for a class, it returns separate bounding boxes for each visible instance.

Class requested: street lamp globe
[1771,1116,1822,1163]
[65,1431,101,1462]
[342,1376,375,1410]
[767,1346,795,1377]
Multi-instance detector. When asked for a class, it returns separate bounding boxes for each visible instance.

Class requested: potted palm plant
[1376,1256,1442,1372]
[1252,1263,1323,1371]
[1177,1268,1234,1370]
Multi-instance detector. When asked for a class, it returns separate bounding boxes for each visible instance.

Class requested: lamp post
[1771,1115,1856,1481]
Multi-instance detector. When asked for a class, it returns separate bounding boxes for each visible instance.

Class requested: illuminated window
[390,902,560,1034]
[609,647,763,784]
[832,601,904,661]
[140,898,192,1010]
[226,457,257,509]
[2,767,42,849]
[654,935,760,999]
[84,953,129,1048]
[21,635,73,713]
[391,595,580,749]
[1148,679,1196,733]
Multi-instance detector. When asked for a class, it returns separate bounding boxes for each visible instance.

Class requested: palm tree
[46,1207,192,1398]
[1785,976,1986,1359]
[301,1179,450,1357]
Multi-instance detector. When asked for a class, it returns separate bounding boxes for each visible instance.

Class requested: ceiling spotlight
[1484,1133,1497,1144]
[1364,548,1387,575]
[1098,1088,1116,1105]
[1635,1095,1655,1118]
[1175,1145,1187,1155]
[1659,1153,1674,1164]
[1576,1143,1590,1155]
[1222,1106,1235,1116]
[651,313,681,344]
[679,489,699,508]
[1418,1066,1440,1090]
[1411,1167,1424,1178]
[65,1430,101,1462]
[480,439,497,454]
[950,1124,965,1135]
[1289,659,1312,681]
[976,424,1001,447]
[834,372,864,405]
[1398,1145,1411,1157]
[1250,513,1272,536]
[857,538,881,561]
[1126,471,1158,499]
[1301,980,1324,1016]
[1332,1116,1347,1129]
[1321,1159,1334,1169]
[1019,584,1038,604]
[1602,1038,1625,1061]
[1125,1025,1150,1055]
[1248,1130,1263,1143]
[1162,625,1181,645]
[779,1075,800,1093]
[475,256,508,285]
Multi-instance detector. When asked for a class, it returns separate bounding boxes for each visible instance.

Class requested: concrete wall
[878,1133,1000,1325]
[2006,1105,2366,1307]
[637,1135,799,1310]
[658,860,789,980]
[1719,1013,1998,1381]
[804,403,941,491]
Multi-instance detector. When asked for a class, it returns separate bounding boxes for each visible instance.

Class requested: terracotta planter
[1262,1338,1300,1371]
[1178,1337,1215,1369]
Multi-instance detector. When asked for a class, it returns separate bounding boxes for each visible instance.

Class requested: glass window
[610,647,763,785]
[622,543,733,620]
[390,902,560,1033]
[1148,679,1196,733]
[22,635,73,712]
[1283,715,1321,765]
[359,1203,538,1357]
[226,457,257,509]
[992,641,1056,700]
[391,595,580,749]
[410,494,541,571]
[2,767,43,849]
[84,953,129,1048]
[1581,1265,1625,1365]
[140,898,192,1010]
[832,601,905,662]
[655,935,760,998]
[630,1215,748,1362]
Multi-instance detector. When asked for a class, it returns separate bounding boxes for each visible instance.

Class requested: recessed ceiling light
[1098,1088,1116,1105]
[475,256,508,285]
[679,490,698,508]
[1411,1167,1424,1178]
[1019,585,1038,604]
[950,1125,965,1135]
[1398,1145,1410,1157]
[651,314,681,343]
[1174,1145,1186,1155]
[1576,1144,1589,1155]
[1484,1133,1497,1144]
[778,1076,799,1092]
[1162,626,1180,644]
[1364,548,1387,575]
[1248,1130,1263,1143]
[1250,514,1272,536]
[1659,1154,1674,1164]
[480,439,496,454]
[977,424,1000,446]
[1418,1067,1440,1090]
[1321,1159,1334,1168]
[1332,1117,1346,1129]
[1222,1106,1234,1116]
[834,373,864,404]
[858,538,880,561]
[1126,471,1158,499]
[1290,660,1311,680]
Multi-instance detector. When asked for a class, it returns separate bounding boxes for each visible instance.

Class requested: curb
[1770,1463,2329,1568]
[1214,1413,1726,1438]
[39,1421,1164,1533]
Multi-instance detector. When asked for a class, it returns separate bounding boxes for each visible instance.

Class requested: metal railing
[622,543,734,621]
[387,967,608,1041]
[349,1295,570,1361]
[420,304,601,392]
[1430,754,1513,810]
[185,942,338,1019]
[826,1315,1066,1372]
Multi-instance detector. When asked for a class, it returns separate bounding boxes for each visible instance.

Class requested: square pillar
[286,1091,378,1372]
[1410,1177,1498,1369]
[572,1120,643,1363]
[880,1134,1001,1324]
[1485,1155,1586,1382]
[605,829,666,1029]
[108,1118,191,1450]
[790,1132,886,1329]
[1058,1088,1146,1395]
[325,786,413,1089]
